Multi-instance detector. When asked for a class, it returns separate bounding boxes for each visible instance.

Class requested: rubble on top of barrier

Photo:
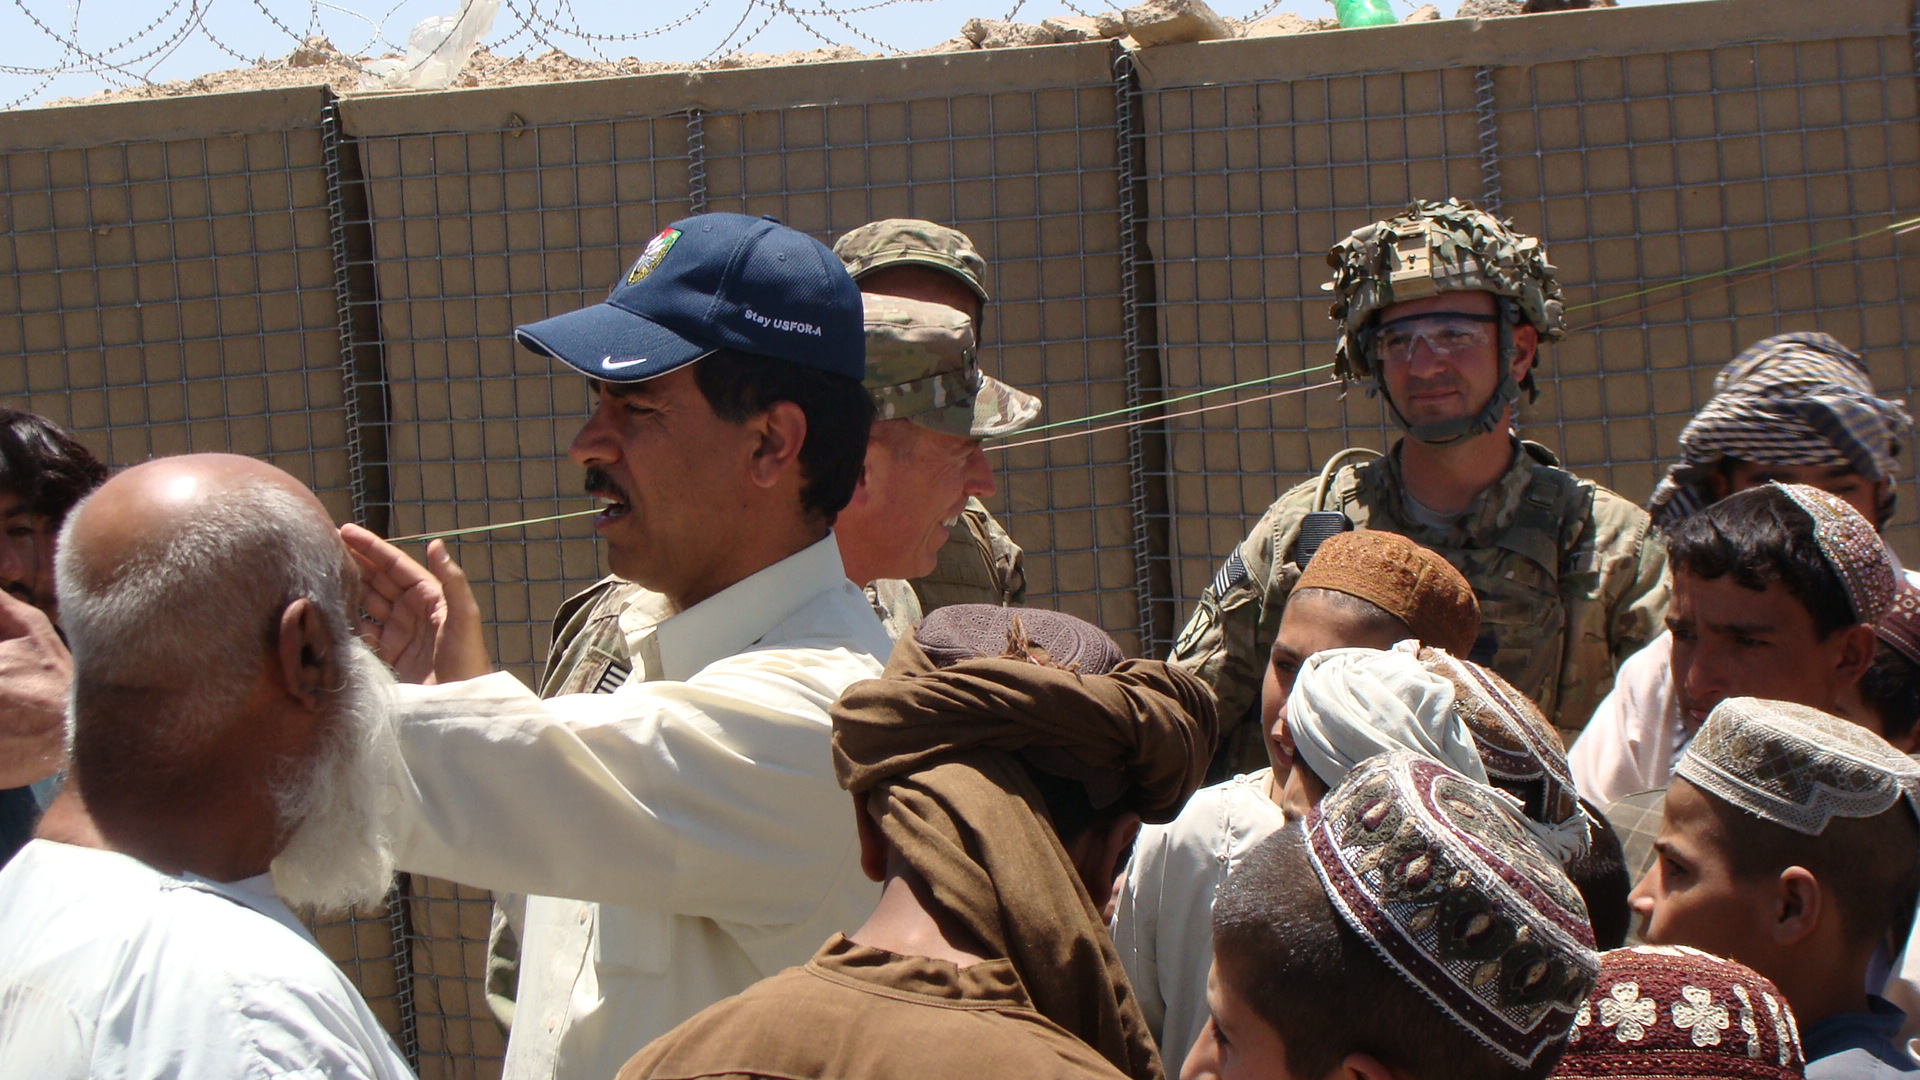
[44,0,1613,108]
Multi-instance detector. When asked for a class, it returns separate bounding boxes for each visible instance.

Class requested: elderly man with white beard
[0,453,412,1080]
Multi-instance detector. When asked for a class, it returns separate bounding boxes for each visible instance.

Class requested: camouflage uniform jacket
[1169,439,1669,748]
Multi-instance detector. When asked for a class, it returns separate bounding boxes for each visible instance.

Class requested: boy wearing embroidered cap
[1185,751,1598,1080]
[834,218,1035,619]
[339,212,896,1080]
[1630,698,1920,1079]
[1575,332,1914,806]
[1113,530,1480,1068]
[836,293,1042,638]
[1551,945,1806,1080]
[1638,484,1890,791]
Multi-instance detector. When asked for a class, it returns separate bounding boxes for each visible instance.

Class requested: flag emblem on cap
[626,228,681,285]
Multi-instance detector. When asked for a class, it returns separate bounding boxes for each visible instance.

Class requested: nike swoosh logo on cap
[601,356,651,370]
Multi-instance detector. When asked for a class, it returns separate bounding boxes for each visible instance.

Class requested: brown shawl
[831,634,1218,1080]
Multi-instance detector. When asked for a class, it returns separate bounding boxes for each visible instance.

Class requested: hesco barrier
[1,0,1914,1073]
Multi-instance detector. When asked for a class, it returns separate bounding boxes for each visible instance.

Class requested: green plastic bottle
[1334,0,1399,26]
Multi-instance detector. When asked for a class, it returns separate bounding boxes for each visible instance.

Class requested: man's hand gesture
[341,524,493,685]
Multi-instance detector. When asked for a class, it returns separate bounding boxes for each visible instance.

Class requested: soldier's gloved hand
[0,588,70,788]
[340,524,492,684]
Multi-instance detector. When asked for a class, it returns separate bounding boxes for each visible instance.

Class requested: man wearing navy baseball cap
[342,213,893,1080]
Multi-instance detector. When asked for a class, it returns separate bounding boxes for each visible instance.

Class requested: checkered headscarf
[1648,332,1910,528]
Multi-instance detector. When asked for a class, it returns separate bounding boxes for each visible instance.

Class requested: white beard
[269,636,401,915]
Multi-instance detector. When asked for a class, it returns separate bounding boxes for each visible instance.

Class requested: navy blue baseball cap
[514,212,866,383]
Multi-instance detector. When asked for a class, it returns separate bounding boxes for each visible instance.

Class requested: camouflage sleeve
[1167,494,1311,727]
[1554,493,1671,740]
[908,497,1024,612]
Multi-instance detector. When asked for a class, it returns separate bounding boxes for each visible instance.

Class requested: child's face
[1183,958,1299,1080]
[1260,592,1411,779]
[1628,779,1777,970]
[1667,568,1858,730]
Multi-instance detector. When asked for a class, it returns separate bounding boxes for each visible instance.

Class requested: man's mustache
[584,466,627,503]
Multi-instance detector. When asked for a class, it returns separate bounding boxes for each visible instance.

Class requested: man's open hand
[0,589,70,788]
[341,524,493,684]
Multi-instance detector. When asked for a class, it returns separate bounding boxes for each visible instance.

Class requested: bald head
[58,454,355,803]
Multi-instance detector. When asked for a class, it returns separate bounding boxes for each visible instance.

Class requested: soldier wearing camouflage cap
[1171,199,1670,759]
[834,219,1032,620]
[837,294,1040,638]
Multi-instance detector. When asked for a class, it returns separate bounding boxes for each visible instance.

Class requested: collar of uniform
[618,533,853,682]
[1371,437,1557,547]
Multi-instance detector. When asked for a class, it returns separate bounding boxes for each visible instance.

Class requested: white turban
[1285,647,1489,789]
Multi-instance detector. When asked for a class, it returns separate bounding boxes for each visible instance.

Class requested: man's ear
[852,792,887,883]
[1337,1051,1411,1080]
[276,597,335,712]
[746,400,808,490]
[1773,866,1824,947]
[1076,813,1142,915]
[1509,322,1539,385]
[1834,623,1878,690]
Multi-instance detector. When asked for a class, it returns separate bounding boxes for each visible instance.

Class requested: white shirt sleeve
[1569,631,1681,806]
[388,647,876,924]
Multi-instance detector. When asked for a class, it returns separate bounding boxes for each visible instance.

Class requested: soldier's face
[1666,568,1863,729]
[836,418,994,583]
[1260,591,1414,778]
[1711,460,1886,530]
[1373,292,1536,431]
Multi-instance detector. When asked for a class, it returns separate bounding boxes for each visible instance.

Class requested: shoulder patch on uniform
[1212,549,1251,597]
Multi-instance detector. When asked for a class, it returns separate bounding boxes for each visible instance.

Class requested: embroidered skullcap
[1286,646,1489,790]
[1648,332,1910,528]
[1770,482,1896,626]
[1875,581,1920,670]
[1306,751,1598,1069]
[1292,530,1481,657]
[1674,697,1920,837]
[915,604,1124,674]
[1407,642,1592,864]
[1551,945,1804,1080]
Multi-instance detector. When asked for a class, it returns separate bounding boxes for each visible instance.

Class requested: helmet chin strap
[1377,318,1521,446]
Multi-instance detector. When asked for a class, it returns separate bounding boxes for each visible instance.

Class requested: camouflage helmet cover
[862,294,1040,438]
[1325,198,1567,382]
[833,218,990,302]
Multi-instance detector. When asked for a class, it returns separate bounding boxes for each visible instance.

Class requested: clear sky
[0,0,1676,110]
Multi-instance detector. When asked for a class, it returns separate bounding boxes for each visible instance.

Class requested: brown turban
[832,607,1218,1080]
[1291,529,1480,656]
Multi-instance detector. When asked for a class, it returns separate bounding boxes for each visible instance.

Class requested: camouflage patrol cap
[1325,198,1567,383]
[834,219,990,302]
[863,294,1041,439]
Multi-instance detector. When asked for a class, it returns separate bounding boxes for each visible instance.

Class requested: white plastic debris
[359,0,500,91]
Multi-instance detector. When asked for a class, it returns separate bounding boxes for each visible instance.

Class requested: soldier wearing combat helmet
[1170,199,1669,760]
[833,218,1029,615]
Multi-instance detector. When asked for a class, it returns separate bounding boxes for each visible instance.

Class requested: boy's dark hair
[0,409,107,522]
[1562,798,1631,949]
[1691,779,1920,950]
[1858,639,1920,747]
[1212,825,1560,1080]
[1665,484,1857,636]
[691,348,874,526]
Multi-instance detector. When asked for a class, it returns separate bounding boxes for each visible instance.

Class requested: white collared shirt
[0,840,413,1080]
[387,534,890,1080]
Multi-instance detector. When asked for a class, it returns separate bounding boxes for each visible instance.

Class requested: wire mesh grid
[1138,30,1920,658]
[0,6,1915,1077]
[691,81,1137,648]
[0,119,412,1044]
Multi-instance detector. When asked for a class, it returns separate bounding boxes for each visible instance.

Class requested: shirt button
[577,910,589,925]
